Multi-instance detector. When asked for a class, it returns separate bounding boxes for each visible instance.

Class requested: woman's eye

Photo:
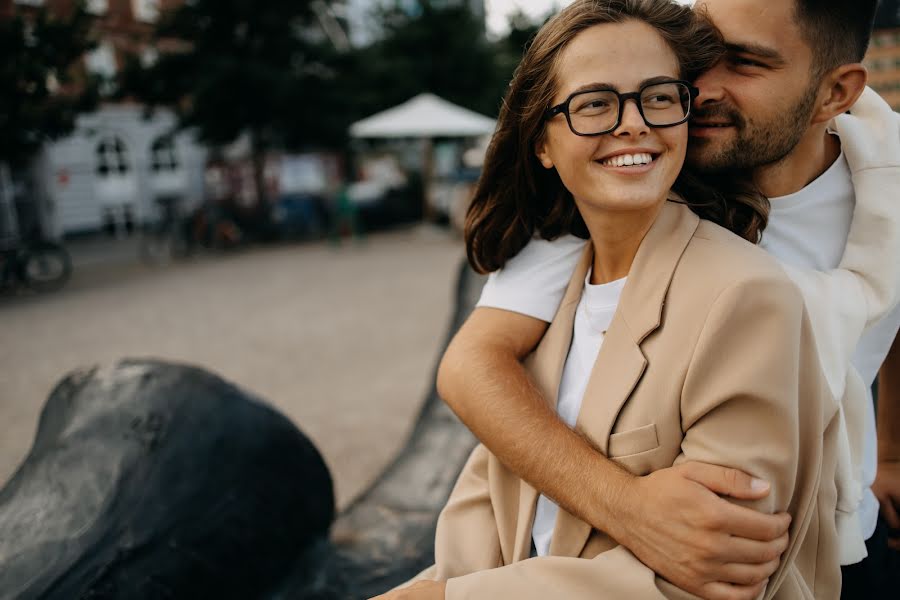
[575,99,611,112]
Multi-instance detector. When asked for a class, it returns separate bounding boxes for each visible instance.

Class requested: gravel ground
[0,226,466,509]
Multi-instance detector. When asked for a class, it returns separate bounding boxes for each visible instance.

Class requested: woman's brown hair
[465,0,770,274]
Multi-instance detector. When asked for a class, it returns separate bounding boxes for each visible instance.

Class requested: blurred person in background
[375,0,855,597]
[426,0,900,598]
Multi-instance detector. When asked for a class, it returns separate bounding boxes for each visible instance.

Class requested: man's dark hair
[794,0,880,76]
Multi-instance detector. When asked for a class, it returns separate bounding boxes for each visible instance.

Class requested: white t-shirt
[477,151,900,542]
[531,271,626,557]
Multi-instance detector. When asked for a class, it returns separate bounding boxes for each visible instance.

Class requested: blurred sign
[876,0,900,29]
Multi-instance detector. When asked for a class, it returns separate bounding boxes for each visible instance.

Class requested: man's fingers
[718,558,781,586]
[681,462,771,500]
[703,498,792,542]
[719,532,790,565]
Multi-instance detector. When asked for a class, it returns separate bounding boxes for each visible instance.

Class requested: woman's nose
[613,98,649,137]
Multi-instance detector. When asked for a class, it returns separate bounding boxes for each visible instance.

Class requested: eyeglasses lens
[569,82,690,135]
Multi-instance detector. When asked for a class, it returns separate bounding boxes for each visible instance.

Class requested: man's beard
[687,83,819,173]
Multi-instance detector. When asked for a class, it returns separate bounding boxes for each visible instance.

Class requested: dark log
[0,260,485,599]
[0,360,334,600]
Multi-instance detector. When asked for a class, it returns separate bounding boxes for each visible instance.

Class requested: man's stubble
[687,82,820,173]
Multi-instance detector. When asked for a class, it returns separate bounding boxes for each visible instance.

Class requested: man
[390,0,899,599]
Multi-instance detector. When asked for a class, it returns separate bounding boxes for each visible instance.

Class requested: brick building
[865,0,900,110]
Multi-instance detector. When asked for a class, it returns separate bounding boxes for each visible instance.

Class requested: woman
[376,1,840,598]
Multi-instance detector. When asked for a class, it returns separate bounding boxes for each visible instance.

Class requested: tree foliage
[0,1,98,166]
[121,0,349,152]
[123,0,544,154]
[350,1,504,118]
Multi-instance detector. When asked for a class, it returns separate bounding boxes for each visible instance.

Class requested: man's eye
[731,56,764,68]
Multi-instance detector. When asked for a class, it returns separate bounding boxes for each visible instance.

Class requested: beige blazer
[413,201,842,599]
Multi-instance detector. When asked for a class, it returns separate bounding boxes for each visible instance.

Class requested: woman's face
[536,20,687,218]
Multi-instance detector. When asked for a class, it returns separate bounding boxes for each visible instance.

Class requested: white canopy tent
[349,93,496,139]
[349,94,496,220]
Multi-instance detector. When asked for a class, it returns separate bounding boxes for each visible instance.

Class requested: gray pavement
[0,226,466,509]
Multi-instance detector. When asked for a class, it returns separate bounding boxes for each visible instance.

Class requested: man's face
[688,0,821,172]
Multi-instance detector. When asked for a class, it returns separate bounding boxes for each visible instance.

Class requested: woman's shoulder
[680,218,801,305]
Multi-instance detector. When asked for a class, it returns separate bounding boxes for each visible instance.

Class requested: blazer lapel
[510,244,593,562]
[549,201,700,558]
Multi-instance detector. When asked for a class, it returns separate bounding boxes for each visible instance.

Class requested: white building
[4,0,207,237]
[33,106,207,237]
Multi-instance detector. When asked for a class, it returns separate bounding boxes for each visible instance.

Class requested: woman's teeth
[600,153,654,167]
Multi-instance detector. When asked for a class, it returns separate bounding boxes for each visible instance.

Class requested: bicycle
[0,238,73,293]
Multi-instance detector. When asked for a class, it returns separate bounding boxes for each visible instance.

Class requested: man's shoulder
[476,236,587,322]
[502,235,587,271]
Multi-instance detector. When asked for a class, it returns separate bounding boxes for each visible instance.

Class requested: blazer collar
[538,200,700,558]
[613,199,700,344]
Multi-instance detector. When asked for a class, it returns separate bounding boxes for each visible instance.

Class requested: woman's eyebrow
[569,75,679,95]
[639,75,681,87]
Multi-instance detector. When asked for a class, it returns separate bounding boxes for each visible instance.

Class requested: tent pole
[422,138,434,222]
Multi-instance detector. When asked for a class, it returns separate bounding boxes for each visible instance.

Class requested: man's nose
[693,65,726,107]
[613,99,649,137]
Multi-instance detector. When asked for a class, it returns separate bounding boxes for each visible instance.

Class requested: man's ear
[812,63,868,124]
[535,136,554,169]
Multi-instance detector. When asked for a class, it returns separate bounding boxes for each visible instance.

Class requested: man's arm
[437,307,790,600]
[874,329,900,549]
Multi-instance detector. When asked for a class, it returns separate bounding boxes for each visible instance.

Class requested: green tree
[0,1,97,167]
[120,0,351,210]
[352,0,504,118]
[493,9,545,92]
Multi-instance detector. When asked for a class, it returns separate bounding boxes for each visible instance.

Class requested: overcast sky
[486,0,694,36]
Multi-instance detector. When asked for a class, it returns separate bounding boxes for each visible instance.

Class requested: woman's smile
[595,148,663,175]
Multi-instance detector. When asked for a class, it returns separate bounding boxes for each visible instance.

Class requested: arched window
[96,136,130,177]
[150,136,179,172]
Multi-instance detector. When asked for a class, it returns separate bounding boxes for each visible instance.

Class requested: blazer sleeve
[430,443,504,580]
[676,274,839,599]
[442,545,694,600]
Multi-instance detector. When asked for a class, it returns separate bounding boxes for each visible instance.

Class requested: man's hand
[614,462,791,600]
[873,460,900,550]
[370,580,446,600]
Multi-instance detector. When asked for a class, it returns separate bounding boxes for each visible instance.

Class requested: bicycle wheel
[20,242,72,293]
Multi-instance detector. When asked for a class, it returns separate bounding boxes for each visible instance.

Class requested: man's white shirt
[477,147,900,546]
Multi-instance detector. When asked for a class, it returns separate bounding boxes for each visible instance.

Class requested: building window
[150,137,179,172]
[133,0,160,23]
[87,0,108,15]
[96,136,130,177]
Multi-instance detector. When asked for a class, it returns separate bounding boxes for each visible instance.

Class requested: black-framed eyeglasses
[544,80,699,136]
